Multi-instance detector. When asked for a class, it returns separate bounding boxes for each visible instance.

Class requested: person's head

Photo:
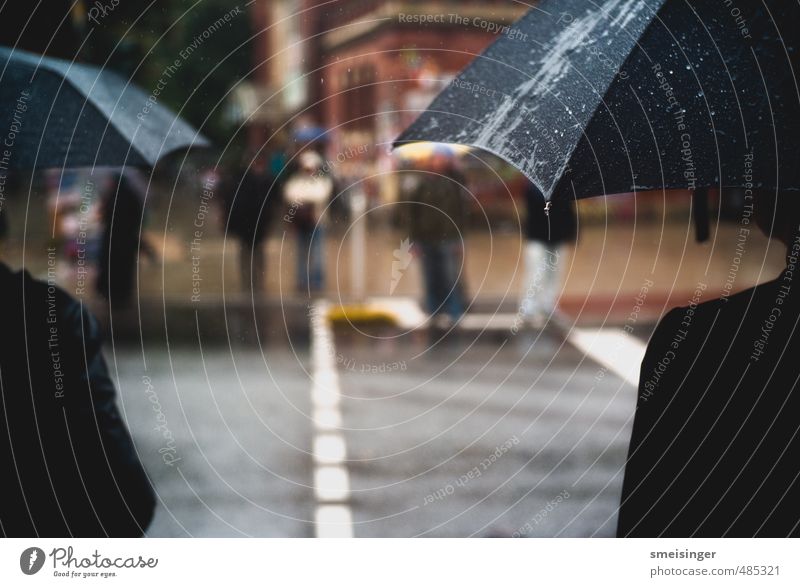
[754,191,800,246]
[298,150,324,174]
[429,145,453,174]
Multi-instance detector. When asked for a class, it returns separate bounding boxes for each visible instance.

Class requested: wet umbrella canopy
[0,46,208,170]
[396,0,800,202]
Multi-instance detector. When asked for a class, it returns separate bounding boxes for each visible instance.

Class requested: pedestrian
[96,171,156,309]
[283,150,334,293]
[223,154,280,294]
[0,209,156,537]
[618,191,800,537]
[519,183,576,327]
[401,148,469,325]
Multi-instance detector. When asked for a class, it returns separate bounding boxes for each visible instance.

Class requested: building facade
[250,0,530,200]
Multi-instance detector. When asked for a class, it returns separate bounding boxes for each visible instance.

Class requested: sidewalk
[9,217,786,339]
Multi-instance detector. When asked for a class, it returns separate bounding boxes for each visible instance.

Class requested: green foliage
[83,0,253,143]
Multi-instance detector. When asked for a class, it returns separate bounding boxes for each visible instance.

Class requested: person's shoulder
[650,276,785,350]
[677,276,786,328]
[22,270,99,332]
[648,290,724,353]
[450,170,467,185]
[722,274,784,309]
[19,269,72,302]
[670,295,725,325]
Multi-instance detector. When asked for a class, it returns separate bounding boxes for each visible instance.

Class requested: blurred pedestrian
[96,171,155,309]
[401,148,469,324]
[519,183,576,327]
[0,209,155,537]
[283,150,334,293]
[223,154,280,293]
[618,191,800,537]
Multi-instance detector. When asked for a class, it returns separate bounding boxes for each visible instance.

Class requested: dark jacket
[403,170,468,243]
[97,174,145,306]
[225,169,278,245]
[618,268,800,537]
[525,184,576,244]
[0,264,155,536]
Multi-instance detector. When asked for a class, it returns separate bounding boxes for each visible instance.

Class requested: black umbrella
[0,46,208,170]
[396,0,800,204]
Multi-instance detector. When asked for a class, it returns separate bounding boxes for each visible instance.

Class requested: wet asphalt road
[116,321,638,537]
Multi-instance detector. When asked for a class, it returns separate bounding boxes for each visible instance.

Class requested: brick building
[249,0,530,200]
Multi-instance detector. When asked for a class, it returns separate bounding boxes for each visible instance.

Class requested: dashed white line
[310,300,354,538]
[314,434,347,465]
[314,466,351,502]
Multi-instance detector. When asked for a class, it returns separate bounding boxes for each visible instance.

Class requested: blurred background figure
[520,183,577,327]
[401,145,469,325]
[45,169,104,286]
[223,153,280,294]
[96,170,156,310]
[283,150,334,293]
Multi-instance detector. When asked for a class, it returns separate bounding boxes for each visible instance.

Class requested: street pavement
[7,192,785,536]
[117,314,639,537]
[9,206,785,327]
[337,325,635,537]
[115,344,314,537]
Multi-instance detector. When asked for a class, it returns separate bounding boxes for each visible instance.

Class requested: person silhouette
[282,150,334,293]
[0,210,155,537]
[400,148,469,324]
[96,171,155,309]
[519,183,576,327]
[618,191,800,537]
[223,154,280,294]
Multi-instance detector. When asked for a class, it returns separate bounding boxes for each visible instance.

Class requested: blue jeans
[419,241,465,319]
[297,227,324,291]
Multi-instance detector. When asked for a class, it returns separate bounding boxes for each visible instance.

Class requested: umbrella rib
[548,1,668,200]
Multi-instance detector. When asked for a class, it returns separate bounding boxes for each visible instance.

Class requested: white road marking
[313,407,342,430]
[363,297,427,329]
[314,466,351,502]
[567,327,647,387]
[457,313,521,331]
[314,434,347,465]
[396,306,647,389]
[310,301,354,538]
[315,504,354,535]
